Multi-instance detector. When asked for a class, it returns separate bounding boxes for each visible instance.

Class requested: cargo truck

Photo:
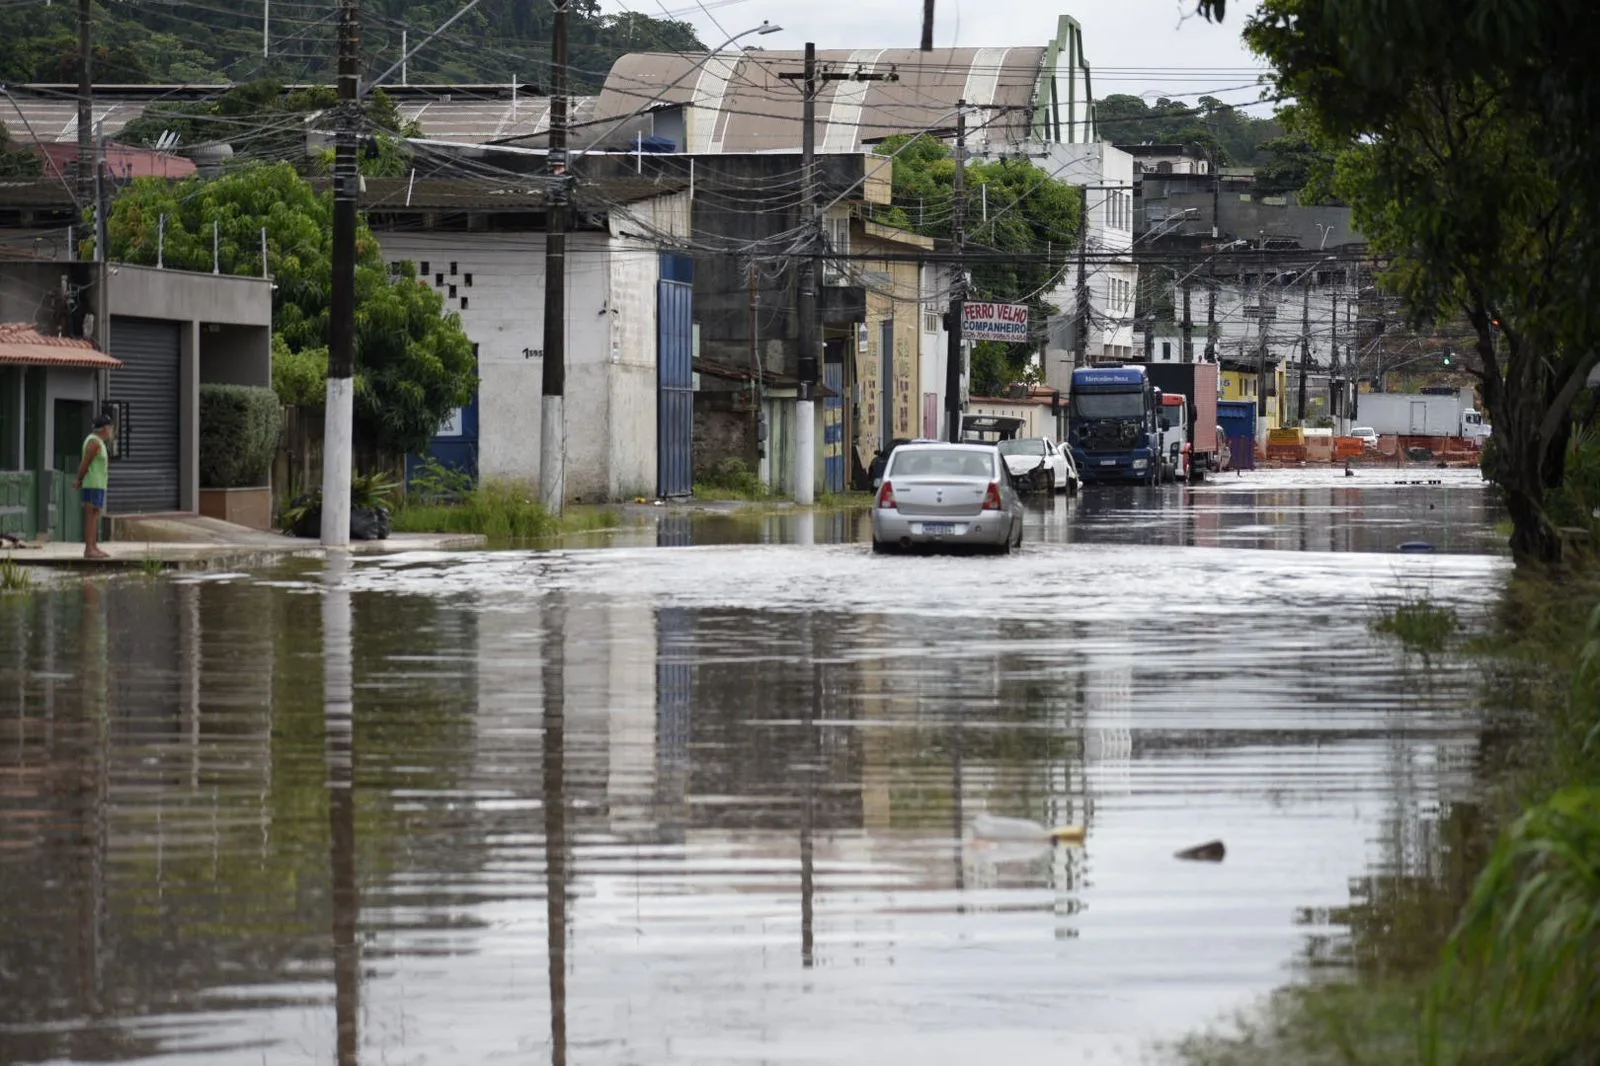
[1139,363,1222,478]
[1354,388,1490,442]
[1067,365,1161,485]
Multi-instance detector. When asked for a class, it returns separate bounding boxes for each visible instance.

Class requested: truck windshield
[1073,392,1145,419]
[1163,407,1186,426]
[997,439,1047,457]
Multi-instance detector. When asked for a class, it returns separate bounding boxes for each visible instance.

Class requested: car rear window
[888,449,995,478]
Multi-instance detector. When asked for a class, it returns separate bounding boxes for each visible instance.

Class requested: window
[923,309,940,334]
[1162,341,1172,361]
[823,213,850,284]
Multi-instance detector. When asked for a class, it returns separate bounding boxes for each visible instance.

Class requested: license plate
[922,523,954,535]
[1100,459,1117,466]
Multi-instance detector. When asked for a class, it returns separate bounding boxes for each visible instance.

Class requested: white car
[995,437,1078,494]
[1350,426,1380,449]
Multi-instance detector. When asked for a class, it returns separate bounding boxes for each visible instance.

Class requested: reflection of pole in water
[800,617,818,968]
[542,597,569,1066]
[951,715,965,898]
[76,580,110,1021]
[323,555,360,1066]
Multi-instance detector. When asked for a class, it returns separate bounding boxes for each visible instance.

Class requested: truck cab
[1159,393,1190,483]
[1067,365,1160,485]
[1462,408,1492,443]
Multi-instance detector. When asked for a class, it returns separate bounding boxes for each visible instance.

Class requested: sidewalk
[4,515,485,571]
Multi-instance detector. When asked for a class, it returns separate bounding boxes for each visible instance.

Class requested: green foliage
[1242,0,1600,565]
[198,384,280,489]
[1428,784,1600,1063]
[0,2,699,88]
[391,476,613,540]
[1251,108,1339,200]
[280,470,397,533]
[118,81,417,178]
[107,162,476,455]
[870,136,1079,391]
[270,335,327,408]
[0,555,30,593]
[695,458,769,500]
[1093,94,1281,167]
[1372,596,1461,657]
[0,121,43,179]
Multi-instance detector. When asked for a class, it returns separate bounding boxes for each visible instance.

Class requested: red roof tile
[0,323,122,369]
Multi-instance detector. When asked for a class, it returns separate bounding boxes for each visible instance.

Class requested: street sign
[962,301,1030,343]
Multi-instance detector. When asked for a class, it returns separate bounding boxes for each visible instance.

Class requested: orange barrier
[1333,437,1366,460]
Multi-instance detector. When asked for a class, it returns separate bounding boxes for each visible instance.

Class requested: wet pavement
[0,470,1507,1065]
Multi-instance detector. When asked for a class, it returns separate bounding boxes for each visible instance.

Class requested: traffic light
[1442,349,1453,367]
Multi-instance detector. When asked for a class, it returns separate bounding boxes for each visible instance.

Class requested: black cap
[93,414,114,429]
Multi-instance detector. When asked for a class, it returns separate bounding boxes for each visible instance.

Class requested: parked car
[1350,426,1380,450]
[868,437,916,490]
[871,443,1025,554]
[995,437,1078,495]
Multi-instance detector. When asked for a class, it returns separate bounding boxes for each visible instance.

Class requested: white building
[372,178,692,502]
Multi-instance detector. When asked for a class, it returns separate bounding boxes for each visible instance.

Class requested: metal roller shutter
[107,316,181,513]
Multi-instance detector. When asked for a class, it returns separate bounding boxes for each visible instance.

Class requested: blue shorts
[81,488,106,509]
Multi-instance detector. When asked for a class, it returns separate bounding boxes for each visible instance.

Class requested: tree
[118,81,417,179]
[1232,0,1600,566]
[0,122,43,179]
[105,163,476,456]
[871,135,1081,394]
[0,1,700,88]
[1092,93,1281,167]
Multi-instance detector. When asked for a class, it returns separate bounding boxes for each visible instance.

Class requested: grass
[693,457,776,502]
[1371,594,1461,656]
[1178,572,1600,1066]
[0,554,29,592]
[392,480,618,540]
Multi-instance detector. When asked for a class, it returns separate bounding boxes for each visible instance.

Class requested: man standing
[73,414,114,560]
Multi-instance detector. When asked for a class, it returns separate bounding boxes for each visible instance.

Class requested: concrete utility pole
[540,0,570,515]
[920,0,934,50]
[1298,281,1311,423]
[792,43,819,501]
[1255,280,1270,443]
[76,0,92,258]
[1073,185,1088,369]
[1204,274,1217,362]
[945,100,966,442]
[1180,281,1193,363]
[1330,290,1342,430]
[321,0,361,548]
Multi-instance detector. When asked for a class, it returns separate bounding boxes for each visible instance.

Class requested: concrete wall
[104,265,272,327]
[376,228,661,502]
[199,323,272,388]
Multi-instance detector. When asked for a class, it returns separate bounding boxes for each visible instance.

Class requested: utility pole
[1180,281,1193,363]
[93,123,106,263]
[1297,280,1310,423]
[1255,281,1270,443]
[321,0,360,548]
[263,0,270,57]
[944,100,966,442]
[791,43,819,500]
[920,0,934,50]
[539,0,570,514]
[1204,274,1217,362]
[780,48,896,480]
[1073,185,1088,368]
[1330,291,1342,430]
[76,0,93,258]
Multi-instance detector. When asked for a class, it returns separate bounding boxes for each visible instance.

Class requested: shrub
[271,335,327,408]
[696,457,767,499]
[199,384,281,488]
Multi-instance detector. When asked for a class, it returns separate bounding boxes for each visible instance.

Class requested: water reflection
[0,501,1508,1065]
[324,554,359,1066]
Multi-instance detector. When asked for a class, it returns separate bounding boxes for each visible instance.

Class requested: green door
[52,400,92,544]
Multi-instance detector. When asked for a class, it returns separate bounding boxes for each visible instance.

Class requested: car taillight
[877,480,897,509]
[982,482,1002,510]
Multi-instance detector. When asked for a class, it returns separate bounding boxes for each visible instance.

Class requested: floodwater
[1,470,1508,1065]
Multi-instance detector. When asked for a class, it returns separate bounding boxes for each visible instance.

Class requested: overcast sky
[602,0,1272,114]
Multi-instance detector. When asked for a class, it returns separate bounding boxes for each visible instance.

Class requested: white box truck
[1354,388,1490,441]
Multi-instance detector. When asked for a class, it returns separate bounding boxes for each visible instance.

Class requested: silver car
[871,443,1025,554]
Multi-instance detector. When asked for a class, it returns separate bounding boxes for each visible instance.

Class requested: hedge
[199,384,281,488]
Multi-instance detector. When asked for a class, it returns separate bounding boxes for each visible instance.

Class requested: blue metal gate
[407,386,479,487]
[822,361,845,493]
[658,254,695,498]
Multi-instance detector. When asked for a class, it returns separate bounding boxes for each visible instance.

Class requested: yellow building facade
[1219,363,1289,429]
[848,219,935,478]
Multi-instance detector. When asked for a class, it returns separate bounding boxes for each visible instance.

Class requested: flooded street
[1,470,1507,1065]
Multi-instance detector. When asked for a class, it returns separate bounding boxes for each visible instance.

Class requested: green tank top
[81,434,108,490]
